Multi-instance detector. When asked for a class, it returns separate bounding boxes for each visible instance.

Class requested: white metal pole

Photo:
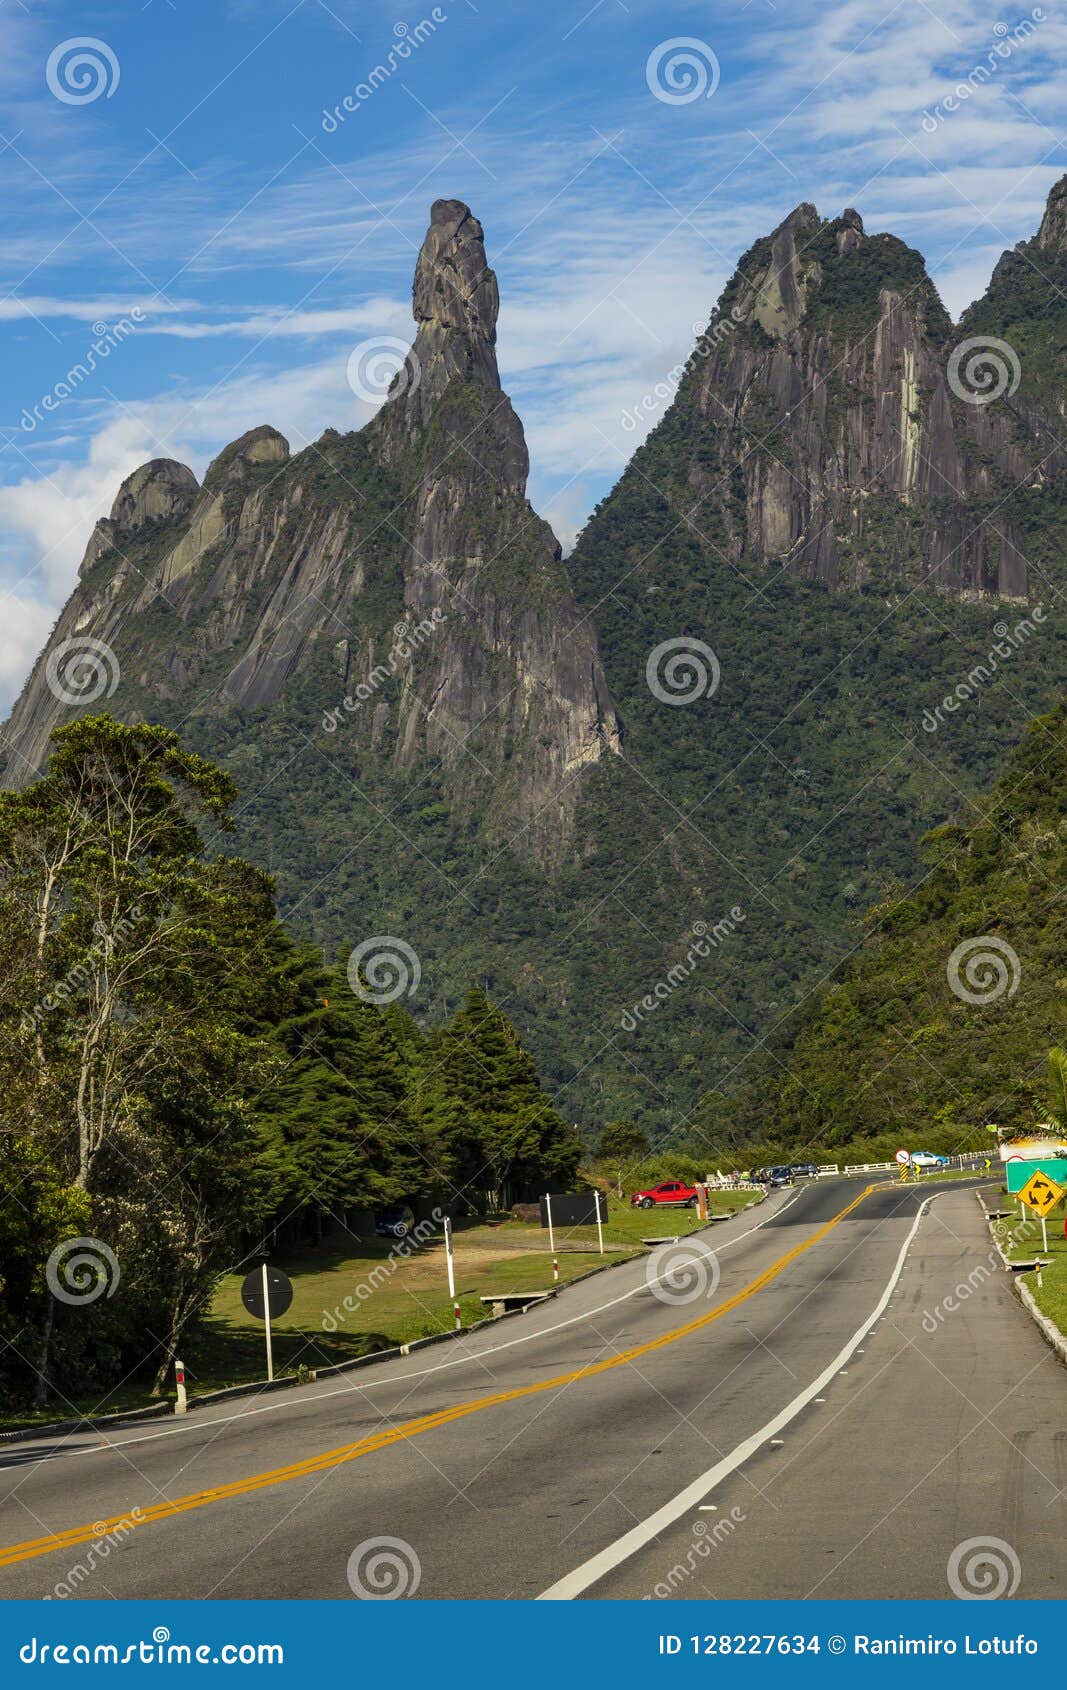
[262,1262,274,1383]
[1042,1215,1049,1254]
[444,1217,456,1300]
[595,1191,604,1255]
[545,1193,555,1253]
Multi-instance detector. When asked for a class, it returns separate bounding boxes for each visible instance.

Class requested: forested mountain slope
[5,186,1067,1139]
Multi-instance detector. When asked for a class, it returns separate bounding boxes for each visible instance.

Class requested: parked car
[765,1166,795,1187]
[374,1203,416,1238]
[631,1180,699,1209]
[790,1163,819,1178]
[909,1151,949,1168]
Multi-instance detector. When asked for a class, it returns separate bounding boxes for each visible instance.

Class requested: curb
[978,1188,1067,1367]
[0,1399,172,1446]
[0,1201,761,1442]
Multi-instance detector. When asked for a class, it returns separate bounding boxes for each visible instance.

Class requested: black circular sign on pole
[241,1265,293,1322]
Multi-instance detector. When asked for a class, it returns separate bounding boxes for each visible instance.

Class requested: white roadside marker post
[174,1359,188,1416]
[444,1217,460,1328]
[595,1191,605,1255]
[262,1261,274,1383]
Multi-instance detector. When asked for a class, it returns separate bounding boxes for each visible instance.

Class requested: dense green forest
[695,698,1067,1154]
[184,574,1064,1142]
[0,717,579,1410]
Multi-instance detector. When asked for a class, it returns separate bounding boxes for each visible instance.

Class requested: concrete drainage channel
[0,1206,762,1446]
[977,1188,1067,1367]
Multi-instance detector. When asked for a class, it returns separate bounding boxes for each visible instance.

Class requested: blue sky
[1,0,1064,707]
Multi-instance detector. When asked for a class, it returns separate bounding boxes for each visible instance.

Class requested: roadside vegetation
[0,718,582,1418]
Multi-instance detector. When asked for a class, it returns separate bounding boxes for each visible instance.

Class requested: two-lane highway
[0,1179,1063,1600]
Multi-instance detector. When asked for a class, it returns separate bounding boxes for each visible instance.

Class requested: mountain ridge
[4,182,1067,1140]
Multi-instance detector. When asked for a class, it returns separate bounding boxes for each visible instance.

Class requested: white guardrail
[705,1152,987,1189]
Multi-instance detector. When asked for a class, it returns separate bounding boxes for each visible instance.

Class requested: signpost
[1018,1169,1066,1255]
[241,1263,293,1383]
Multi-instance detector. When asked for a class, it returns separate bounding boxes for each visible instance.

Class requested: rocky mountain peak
[835,207,865,255]
[3,198,620,861]
[373,199,525,488]
[413,199,499,348]
[742,201,822,338]
[110,458,199,533]
[1036,172,1067,254]
[380,198,503,440]
[77,458,199,579]
[204,424,289,489]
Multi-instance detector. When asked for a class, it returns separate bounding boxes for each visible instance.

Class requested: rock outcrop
[1,201,621,855]
[610,186,1067,601]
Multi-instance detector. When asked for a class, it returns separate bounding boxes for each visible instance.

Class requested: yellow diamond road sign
[1018,1169,1066,1218]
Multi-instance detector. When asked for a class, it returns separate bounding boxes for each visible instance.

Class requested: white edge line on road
[536,1191,939,1600]
[5,1190,805,1470]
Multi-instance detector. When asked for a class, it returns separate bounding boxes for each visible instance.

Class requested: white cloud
[0,593,54,695]
[0,297,194,324]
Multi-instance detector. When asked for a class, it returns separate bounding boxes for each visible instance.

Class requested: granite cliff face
[1,200,620,848]
[600,191,1067,600]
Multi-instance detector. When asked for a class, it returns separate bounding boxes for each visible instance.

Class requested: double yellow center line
[0,1184,873,1568]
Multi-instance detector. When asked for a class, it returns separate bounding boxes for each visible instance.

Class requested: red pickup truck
[631,1180,699,1210]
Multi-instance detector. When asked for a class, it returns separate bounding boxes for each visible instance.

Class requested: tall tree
[413,989,581,1207]
[0,716,275,1402]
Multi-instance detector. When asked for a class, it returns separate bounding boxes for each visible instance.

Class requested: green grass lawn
[192,1240,614,1393]
[191,1190,762,1396]
[996,1197,1067,1333]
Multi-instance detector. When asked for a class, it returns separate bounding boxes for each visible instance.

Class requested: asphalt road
[1,1177,1064,1601]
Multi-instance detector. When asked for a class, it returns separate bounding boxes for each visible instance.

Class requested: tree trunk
[33,1298,55,1408]
[150,1294,186,1397]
